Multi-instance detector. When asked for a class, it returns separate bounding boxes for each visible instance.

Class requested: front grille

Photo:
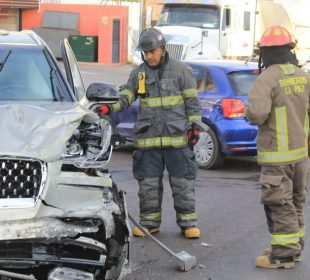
[166,43,184,60]
[0,158,43,199]
[0,241,102,263]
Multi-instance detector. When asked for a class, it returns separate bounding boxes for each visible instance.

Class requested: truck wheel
[193,128,224,169]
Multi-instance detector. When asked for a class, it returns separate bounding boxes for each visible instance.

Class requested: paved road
[110,149,310,280]
[78,62,310,280]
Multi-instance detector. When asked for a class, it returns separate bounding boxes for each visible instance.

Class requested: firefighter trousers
[259,158,308,258]
[132,147,198,228]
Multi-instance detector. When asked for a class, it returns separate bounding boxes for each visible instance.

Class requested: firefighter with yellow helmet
[246,26,310,268]
[99,28,201,238]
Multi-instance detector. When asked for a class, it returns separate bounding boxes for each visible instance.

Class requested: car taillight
[221,99,245,118]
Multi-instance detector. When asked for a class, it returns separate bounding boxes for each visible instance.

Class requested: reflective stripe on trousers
[134,148,198,228]
[260,159,308,258]
[270,232,300,245]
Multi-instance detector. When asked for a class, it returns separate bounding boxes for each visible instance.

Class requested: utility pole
[252,0,258,55]
[140,0,144,32]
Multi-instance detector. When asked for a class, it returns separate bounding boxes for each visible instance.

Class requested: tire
[104,243,128,280]
[193,128,224,170]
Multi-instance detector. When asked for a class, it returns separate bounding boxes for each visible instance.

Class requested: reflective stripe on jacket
[111,55,201,149]
[246,63,310,164]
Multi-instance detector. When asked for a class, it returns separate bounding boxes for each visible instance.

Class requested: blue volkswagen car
[111,60,259,169]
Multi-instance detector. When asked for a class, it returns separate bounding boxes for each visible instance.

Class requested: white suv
[0,30,130,280]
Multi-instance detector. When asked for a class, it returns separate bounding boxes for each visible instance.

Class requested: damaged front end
[0,104,130,280]
[0,31,130,280]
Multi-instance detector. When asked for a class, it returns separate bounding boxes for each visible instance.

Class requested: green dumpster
[69,35,98,62]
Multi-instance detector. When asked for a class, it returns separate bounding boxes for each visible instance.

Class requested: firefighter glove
[97,105,110,117]
[187,129,200,146]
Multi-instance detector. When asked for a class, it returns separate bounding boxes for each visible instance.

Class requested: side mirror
[86,82,119,103]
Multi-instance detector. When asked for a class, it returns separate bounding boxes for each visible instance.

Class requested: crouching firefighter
[246,25,310,269]
[98,27,202,238]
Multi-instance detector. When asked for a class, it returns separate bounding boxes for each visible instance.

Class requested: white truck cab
[155,0,255,60]
[132,0,256,64]
[133,0,310,65]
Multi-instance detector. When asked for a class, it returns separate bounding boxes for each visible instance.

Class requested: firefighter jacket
[246,63,310,165]
[110,55,201,149]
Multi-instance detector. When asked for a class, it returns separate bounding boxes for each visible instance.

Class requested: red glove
[187,129,200,145]
[97,105,110,116]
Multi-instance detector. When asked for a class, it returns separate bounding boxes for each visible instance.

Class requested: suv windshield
[228,71,258,96]
[157,5,220,28]
[0,48,67,101]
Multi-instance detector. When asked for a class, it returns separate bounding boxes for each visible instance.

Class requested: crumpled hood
[0,102,98,162]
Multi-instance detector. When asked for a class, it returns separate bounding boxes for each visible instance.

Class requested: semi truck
[133,0,310,64]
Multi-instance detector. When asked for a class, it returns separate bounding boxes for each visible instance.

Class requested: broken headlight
[63,118,112,168]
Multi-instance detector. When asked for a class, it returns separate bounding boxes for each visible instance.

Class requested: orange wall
[22,4,128,64]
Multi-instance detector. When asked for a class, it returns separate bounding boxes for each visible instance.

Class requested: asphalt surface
[78,62,310,280]
[109,150,310,280]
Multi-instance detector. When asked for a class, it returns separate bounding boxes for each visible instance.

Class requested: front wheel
[193,128,224,170]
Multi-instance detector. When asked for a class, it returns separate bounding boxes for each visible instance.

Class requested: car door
[189,64,225,117]
[60,39,87,106]
[111,98,139,142]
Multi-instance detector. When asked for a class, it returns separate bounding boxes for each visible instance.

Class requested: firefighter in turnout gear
[246,26,310,268]
[99,28,201,238]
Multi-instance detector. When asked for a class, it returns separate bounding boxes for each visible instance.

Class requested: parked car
[111,60,259,169]
[0,30,129,279]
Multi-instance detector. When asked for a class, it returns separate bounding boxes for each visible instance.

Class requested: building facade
[0,0,39,31]
[0,0,141,64]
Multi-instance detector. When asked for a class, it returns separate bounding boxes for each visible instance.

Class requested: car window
[191,65,216,92]
[205,71,216,91]
[228,72,258,96]
[157,5,220,29]
[0,48,68,101]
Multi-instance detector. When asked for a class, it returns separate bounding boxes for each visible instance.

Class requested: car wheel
[104,243,128,280]
[193,128,224,169]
